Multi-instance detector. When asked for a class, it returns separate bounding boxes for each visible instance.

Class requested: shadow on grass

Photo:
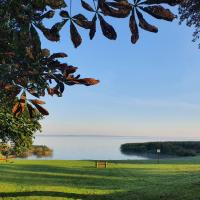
[0,190,138,200]
[1,162,200,200]
[0,164,138,190]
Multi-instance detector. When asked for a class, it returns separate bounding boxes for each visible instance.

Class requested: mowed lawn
[0,159,200,200]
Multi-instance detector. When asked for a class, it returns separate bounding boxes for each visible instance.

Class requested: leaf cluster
[0,0,182,117]
[0,92,43,155]
[179,0,200,47]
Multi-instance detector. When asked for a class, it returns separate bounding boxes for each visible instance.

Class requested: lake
[30,135,200,160]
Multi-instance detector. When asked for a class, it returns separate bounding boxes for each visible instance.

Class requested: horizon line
[35,134,200,140]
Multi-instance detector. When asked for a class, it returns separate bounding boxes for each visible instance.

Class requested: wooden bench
[96,161,107,168]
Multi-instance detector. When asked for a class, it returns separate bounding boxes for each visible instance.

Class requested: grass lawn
[0,158,200,200]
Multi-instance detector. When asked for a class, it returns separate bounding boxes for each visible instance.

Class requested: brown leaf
[30,99,46,105]
[47,87,61,96]
[81,0,95,12]
[45,0,67,9]
[41,49,50,57]
[73,14,92,29]
[60,10,70,18]
[51,20,68,34]
[129,11,139,44]
[59,82,65,93]
[9,87,22,99]
[25,47,35,60]
[47,88,54,96]
[0,52,15,57]
[64,66,78,76]
[12,101,22,117]
[136,9,158,33]
[36,21,66,42]
[20,93,26,103]
[99,0,131,18]
[42,28,60,42]
[4,84,15,90]
[49,53,68,60]
[106,1,132,10]
[19,92,26,113]
[34,104,49,115]
[12,102,20,114]
[90,15,97,40]
[140,5,176,21]
[78,78,100,86]
[98,14,117,40]
[142,0,183,6]
[41,10,55,19]
[70,22,82,48]
[28,89,40,98]
[27,104,35,119]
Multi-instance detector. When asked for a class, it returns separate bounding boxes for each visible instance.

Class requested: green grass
[1,158,200,200]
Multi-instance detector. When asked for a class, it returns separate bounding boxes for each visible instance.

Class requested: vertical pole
[157,152,160,164]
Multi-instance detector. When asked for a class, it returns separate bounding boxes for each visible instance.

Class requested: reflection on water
[30,135,200,160]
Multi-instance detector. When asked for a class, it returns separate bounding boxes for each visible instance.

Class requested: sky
[39,3,200,138]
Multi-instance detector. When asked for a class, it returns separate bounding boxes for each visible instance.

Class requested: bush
[121,141,200,157]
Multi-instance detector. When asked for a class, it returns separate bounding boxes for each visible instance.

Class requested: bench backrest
[96,161,107,168]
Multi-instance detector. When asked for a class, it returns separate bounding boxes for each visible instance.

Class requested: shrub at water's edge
[19,145,53,158]
[121,141,200,157]
[0,144,53,158]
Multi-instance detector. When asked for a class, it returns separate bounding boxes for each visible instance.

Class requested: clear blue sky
[39,4,200,138]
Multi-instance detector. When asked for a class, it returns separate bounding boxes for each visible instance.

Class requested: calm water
[30,135,200,160]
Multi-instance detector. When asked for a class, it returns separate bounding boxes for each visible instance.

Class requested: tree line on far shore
[121,141,200,157]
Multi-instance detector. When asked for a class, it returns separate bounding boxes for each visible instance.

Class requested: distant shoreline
[121,141,200,157]
[35,134,200,141]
